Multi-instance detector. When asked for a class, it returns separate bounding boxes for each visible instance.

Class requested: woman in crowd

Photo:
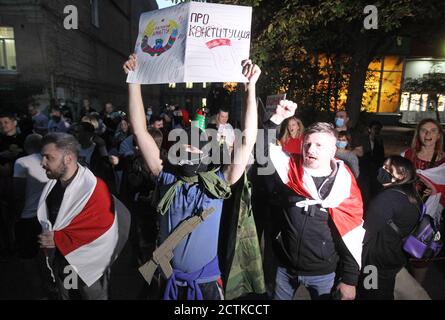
[401,118,445,283]
[402,118,445,175]
[359,155,422,300]
[114,117,131,150]
[279,116,304,154]
[335,130,360,178]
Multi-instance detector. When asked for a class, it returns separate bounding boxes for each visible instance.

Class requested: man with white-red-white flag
[37,132,130,300]
[261,102,364,300]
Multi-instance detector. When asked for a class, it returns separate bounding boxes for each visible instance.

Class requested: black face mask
[377,167,393,185]
[178,163,208,177]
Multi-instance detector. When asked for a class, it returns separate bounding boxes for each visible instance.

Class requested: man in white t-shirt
[13,134,49,258]
[215,108,235,154]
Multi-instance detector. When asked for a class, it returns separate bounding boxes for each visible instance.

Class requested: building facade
[0,0,159,117]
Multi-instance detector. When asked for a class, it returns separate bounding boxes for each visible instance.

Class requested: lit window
[186,82,193,89]
[438,95,445,112]
[202,82,207,88]
[361,56,404,113]
[0,27,17,72]
[91,0,100,28]
[202,98,207,107]
[400,92,410,111]
[168,83,176,88]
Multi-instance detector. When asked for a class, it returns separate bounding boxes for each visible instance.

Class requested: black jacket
[273,174,360,285]
[362,187,421,272]
[262,120,360,285]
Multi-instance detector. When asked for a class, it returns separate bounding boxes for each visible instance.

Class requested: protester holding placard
[123,54,261,300]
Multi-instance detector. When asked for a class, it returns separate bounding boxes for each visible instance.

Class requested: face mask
[377,167,393,185]
[336,141,348,149]
[335,118,345,128]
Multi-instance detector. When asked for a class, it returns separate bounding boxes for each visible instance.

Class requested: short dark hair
[148,128,163,149]
[24,134,43,154]
[28,101,40,108]
[150,115,163,124]
[337,130,352,143]
[41,133,80,158]
[336,110,349,117]
[51,106,62,112]
[78,121,95,134]
[384,155,419,204]
[0,112,17,121]
[304,122,338,140]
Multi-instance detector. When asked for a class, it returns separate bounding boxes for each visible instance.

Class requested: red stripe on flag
[329,165,363,237]
[55,178,115,256]
[286,154,311,198]
[419,175,445,207]
[287,156,363,237]
[206,38,231,49]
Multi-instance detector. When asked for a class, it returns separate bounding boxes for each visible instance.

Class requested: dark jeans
[273,266,335,300]
[175,280,224,300]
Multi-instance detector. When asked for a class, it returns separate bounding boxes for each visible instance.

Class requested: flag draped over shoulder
[37,165,130,287]
[417,163,445,225]
[269,143,365,268]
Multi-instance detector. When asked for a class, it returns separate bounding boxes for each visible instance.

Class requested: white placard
[127,2,252,84]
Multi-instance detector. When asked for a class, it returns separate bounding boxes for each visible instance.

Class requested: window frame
[91,0,100,28]
[0,27,17,73]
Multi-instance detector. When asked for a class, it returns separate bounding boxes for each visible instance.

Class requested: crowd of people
[0,55,443,301]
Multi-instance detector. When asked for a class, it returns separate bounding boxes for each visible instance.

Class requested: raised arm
[223,60,260,185]
[124,55,163,176]
[261,99,298,162]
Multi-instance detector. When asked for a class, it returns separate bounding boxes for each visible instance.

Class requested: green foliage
[169,0,445,124]
[402,73,445,94]
[245,0,445,124]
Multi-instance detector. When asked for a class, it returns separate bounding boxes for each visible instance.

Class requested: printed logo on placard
[140,19,179,56]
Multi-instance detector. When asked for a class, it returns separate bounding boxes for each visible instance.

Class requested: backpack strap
[428,152,438,169]
[138,206,216,285]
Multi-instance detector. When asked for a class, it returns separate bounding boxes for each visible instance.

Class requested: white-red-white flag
[417,163,445,224]
[37,165,130,287]
[269,144,365,268]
